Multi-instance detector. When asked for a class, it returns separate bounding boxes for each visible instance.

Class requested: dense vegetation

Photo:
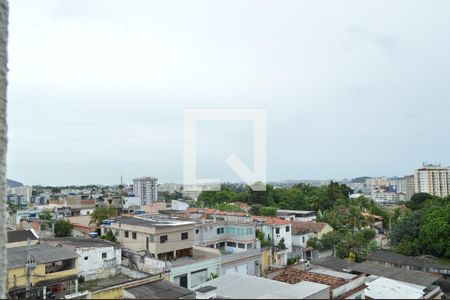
[198,182,387,262]
[390,193,450,258]
[197,182,353,213]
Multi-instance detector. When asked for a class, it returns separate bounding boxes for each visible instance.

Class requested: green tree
[39,209,53,221]
[54,220,73,237]
[345,206,369,232]
[407,193,434,211]
[101,230,117,242]
[260,206,277,216]
[277,237,287,250]
[90,206,117,226]
[419,205,450,258]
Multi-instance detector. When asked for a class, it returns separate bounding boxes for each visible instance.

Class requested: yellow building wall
[90,287,123,299]
[260,250,271,276]
[317,224,333,239]
[7,260,78,290]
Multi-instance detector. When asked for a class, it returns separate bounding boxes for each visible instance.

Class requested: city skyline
[7,0,450,185]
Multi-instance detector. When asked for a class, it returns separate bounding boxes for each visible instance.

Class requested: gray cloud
[6,0,450,185]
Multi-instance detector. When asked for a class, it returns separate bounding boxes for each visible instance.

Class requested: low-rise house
[291,221,333,248]
[101,216,195,260]
[351,260,442,288]
[252,216,292,251]
[194,220,258,253]
[7,229,39,248]
[221,249,262,276]
[66,215,98,237]
[66,194,96,216]
[366,250,450,276]
[44,236,122,281]
[272,267,366,299]
[7,244,79,299]
[195,273,330,299]
[168,246,221,289]
[102,215,220,289]
[122,196,143,213]
[277,209,317,222]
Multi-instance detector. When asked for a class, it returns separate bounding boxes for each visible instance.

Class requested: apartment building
[414,165,450,197]
[133,176,158,205]
[101,216,195,260]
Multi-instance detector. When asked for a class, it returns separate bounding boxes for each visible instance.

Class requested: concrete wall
[170,256,221,289]
[76,246,122,281]
[292,233,314,248]
[221,257,260,276]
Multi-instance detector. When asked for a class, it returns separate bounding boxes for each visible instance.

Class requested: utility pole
[24,224,36,299]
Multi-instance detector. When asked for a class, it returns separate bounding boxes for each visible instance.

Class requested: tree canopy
[54,220,73,237]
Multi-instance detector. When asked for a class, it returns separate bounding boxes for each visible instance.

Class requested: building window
[275,228,280,234]
[286,226,290,232]
[102,253,107,259]
[247,243,253,249]
[195,229,199,234]
[181,232,189,240]
[227,241,237,248]
[302,236,305,244]
[160,235,168,243]
[132,232,137,240]
[149,234,154,243]
[84,257,88,260]
[125,231,129,238]
[217,227,224,235]
[238,243,245,249]
[246,228,253,235]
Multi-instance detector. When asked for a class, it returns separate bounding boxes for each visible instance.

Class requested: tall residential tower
[133,176,158,205]
[414,165,450,197]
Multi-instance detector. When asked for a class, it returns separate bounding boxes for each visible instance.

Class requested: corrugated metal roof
[126,280,195,299]
[312,256,356,272]
[7,244,78,270]
[351,261,440,287]
[7,230,38,243]
[367,250,449,271]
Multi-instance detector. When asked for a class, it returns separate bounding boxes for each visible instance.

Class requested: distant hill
[7,179,24,188]
[351,177,371,184]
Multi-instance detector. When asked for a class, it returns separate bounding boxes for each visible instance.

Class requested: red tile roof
[252,216,291,225]
[291,221,329,235]
[274,268,345,288]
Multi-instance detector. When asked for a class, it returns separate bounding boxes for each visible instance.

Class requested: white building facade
[133,176,158,205]
[414,166,450,197]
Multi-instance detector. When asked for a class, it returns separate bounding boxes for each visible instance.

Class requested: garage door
[191,269,208,287]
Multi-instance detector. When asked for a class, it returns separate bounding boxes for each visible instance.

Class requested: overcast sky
[6,0,450,186]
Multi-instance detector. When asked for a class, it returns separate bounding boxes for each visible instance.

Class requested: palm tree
[346,206,369,232]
